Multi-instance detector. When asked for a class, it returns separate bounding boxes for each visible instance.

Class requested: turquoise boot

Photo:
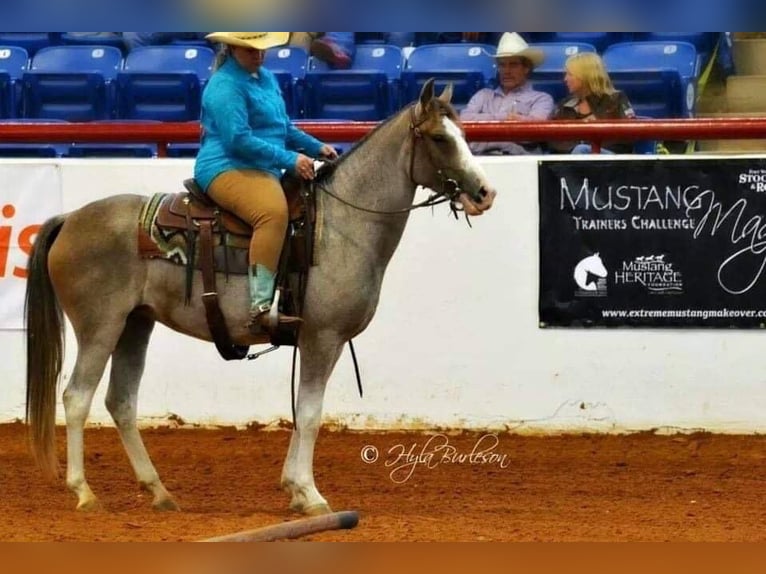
[247,264,302,334]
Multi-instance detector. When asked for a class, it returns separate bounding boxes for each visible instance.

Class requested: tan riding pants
[206,170,288,271]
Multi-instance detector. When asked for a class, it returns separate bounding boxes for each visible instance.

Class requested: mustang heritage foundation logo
[613,254,684,294]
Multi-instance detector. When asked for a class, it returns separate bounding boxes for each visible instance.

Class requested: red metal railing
[1,118,765,157]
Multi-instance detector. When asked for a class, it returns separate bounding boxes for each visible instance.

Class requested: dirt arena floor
[0,422,764,541]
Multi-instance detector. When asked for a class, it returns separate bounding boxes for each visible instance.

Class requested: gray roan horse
[25,80,496,515]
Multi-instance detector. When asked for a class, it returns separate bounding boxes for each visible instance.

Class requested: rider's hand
[295,154,315,180]
[319,145,339,160]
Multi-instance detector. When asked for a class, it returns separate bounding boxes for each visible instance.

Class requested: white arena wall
[1,156,765,433]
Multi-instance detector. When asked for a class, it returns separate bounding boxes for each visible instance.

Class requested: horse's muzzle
[475,187,497,211]
[459,187,496,216]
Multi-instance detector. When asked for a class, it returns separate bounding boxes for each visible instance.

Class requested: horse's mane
[314,107,409,184]
[314,98,458,184]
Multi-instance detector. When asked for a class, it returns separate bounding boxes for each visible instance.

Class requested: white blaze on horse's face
[442,117,485,179]
[441,117,496,215]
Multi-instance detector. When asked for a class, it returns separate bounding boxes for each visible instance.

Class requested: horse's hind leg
[105,309,178,511]
[63,322,127,511]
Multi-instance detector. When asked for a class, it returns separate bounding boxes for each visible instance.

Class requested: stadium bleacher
[603,41,699,118]
[22,45,123,121]
[0,46,29,118]
[60,33,127,53]
[532,32,626,53]
[401,43,496,112]
[636,33,716,73]
[0,32,720,157]
[305,44,404,120]
[0,33,60,57]
[264,46,308,119]
[116,45,215,122]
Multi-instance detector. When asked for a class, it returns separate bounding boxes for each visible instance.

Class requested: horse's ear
[438,83,454,104]
[419,78,436,109]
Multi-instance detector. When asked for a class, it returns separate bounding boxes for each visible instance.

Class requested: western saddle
[140,176,316,360]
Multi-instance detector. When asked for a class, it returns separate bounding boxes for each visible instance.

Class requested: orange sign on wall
[0,164,62,329]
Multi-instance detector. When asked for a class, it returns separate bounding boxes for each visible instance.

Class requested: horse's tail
[25,214,67,480]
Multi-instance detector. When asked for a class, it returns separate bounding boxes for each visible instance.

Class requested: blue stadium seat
[0,118,69,157]
[637,33,717,72]
[117,46,215,121]
[60,33,126,53]
[0,46,29,118]
[65,120,159,158]
[603,42,698,118]
[355,33,417,47]
[169,38,210,48]
[415,33,501,46]
[520,33,549,44]
[401,44,496,111]
[530,43,597,103]
[384,33,417,48]
[533,43,599,70]
[355,33,389,44]
[305,45,404,120]
[21,45,122,121]
[265,46,309,118]
[536,33,625,53]
[0,33,59,56]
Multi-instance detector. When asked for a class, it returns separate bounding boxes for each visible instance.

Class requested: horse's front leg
[281,330,344,515]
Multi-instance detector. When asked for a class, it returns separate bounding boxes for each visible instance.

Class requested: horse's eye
[431,134,448,143]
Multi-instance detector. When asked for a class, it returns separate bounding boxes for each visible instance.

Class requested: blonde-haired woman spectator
[550,52,636,154]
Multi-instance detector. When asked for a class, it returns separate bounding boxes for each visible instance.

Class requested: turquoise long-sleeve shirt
[194,57,324,191]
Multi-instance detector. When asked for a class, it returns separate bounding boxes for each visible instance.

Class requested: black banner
[539,158,766,327]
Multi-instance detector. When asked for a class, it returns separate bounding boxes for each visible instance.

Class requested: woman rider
[195,32,338,334]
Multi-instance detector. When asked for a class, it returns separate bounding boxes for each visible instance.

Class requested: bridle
[313,105,475,219]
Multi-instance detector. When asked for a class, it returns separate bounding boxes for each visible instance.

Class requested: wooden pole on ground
[199,511,359,542]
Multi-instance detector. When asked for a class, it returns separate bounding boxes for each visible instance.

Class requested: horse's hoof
[301,503,334,516]
[152,497,181,512]
[76,498,103,512]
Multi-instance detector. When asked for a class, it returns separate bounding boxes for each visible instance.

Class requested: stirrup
[248,304,302,335]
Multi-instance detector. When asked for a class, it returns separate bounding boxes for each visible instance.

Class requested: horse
[24,79,497,515]
[573,253,608,292]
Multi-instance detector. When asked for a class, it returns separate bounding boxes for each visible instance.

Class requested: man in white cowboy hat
[461,32,554,155]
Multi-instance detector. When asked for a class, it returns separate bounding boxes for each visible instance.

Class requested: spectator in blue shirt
[196,32,338,333]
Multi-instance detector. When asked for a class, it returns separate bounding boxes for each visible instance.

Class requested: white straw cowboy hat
[205,32,290,50]
[493,32,545,68]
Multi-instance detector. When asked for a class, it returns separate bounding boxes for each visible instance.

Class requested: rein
[313,105,468,219]
[314,179,458,216]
